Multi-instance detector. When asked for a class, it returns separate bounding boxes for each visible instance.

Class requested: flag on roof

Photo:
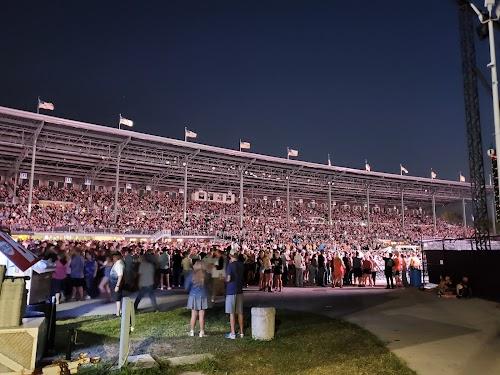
[38,98,54,111]
[185,128,197,139]
[240,141,251,150]
[119,114,133,127]
[400,164,408,174]
[287,148,298,157]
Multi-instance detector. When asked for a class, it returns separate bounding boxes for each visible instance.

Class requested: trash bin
[251,307,275,341]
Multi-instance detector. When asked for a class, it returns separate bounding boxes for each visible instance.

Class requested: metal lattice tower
[457,0,491,249]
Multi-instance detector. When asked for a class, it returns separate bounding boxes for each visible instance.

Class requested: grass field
[56,307,415,375]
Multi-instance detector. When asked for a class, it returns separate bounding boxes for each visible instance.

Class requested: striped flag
[38,98,54,111]
[240,140,251,150]
[365,160,371,172]
[431,169,437,179]
[459,173,466,182]
[119,114,133,127]
[400,164,408,174]
[185,128,197,139]
[287,148,298,157]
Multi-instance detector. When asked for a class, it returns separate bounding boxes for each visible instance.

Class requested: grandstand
[0,105,478,241]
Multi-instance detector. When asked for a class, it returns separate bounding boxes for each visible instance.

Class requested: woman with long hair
[98,255,113,302]
[185,261,209,337]
[271,250,283,292]
[262,250,273,292]
[332,252,346,288]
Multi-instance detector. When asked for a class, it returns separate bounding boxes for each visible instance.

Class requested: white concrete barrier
[251,307,275,341]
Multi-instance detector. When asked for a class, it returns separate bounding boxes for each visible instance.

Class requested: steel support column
[401,190,405,231]
[27,123,44,218]
[183,162,188,224]
[328,181,332,225]
[113,150,121,223]
[462,198,467,229]
[286,175,290,227]
[27,143,37,218]
[366,186,370,231]
[12,172,18,205]
[239,170,244,230]
[491,194,497,235]
[432,194,436,232]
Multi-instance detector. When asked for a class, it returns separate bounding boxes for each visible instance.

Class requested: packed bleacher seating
[0,182,473,243]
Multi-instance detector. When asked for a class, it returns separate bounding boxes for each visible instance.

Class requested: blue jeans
[134,285,159,311]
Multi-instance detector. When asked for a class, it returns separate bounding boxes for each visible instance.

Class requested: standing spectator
[225,248,245,339]
[158,248,172,290]
[84,251,97,299]
[172,250,183,288]
[51,253,68,304]
[383,252,395,289]
[262,250,273,292]
[343,252,352,286]
[185,261,209,337]
[272,250,283,292]
[110,252,125,316]
[134,253,160,312]
[317,251,325,287]
[332,252,345,288]
[181,251,193,286]
[98,255,112,302]
[294,251,304,287]
[70,249,85,301]
[352,251,362,286]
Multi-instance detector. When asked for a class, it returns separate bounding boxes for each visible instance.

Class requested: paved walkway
[56,286,500,375]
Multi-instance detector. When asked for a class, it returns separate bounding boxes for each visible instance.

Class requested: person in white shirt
[294,251,304,287]
[110,252,125,317]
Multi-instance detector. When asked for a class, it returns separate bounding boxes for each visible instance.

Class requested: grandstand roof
[0,105,476,207]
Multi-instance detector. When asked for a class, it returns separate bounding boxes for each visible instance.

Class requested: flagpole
[118,114,121,130]
[400,164,402,176]
[184,127,187,142]
[287,147,289,160]
[37,97,40,114]
[239,139,241,152]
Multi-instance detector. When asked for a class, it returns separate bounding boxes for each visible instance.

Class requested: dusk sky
[1,1,497,180]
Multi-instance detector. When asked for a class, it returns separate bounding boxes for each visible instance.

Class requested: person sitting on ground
[185,261,209,337]
[437,275,454,298]
[456,276,472,299]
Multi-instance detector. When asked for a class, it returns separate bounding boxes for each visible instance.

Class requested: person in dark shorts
[383,253,395,289]
[225,247,245,339]
[70,249,85,301]
[110,252,125,316]
[352,251,362,286]
[271,250,283,292]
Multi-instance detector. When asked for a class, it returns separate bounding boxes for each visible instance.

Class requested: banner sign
[0,231,39,271]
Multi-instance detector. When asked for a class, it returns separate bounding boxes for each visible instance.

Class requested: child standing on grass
[185,261,209,337]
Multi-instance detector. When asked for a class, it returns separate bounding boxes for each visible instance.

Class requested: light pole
[471,0,500,203]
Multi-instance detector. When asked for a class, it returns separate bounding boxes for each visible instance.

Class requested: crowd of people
[0,183,472,244]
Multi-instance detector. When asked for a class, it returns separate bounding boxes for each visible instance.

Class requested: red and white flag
[119,114,133,127]
[459,173,466,182]
[431,170,437,179]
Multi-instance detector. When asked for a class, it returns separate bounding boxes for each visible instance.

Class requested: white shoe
[239,333,244,338]
[189,330,195,337]
[199,331,207,337]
